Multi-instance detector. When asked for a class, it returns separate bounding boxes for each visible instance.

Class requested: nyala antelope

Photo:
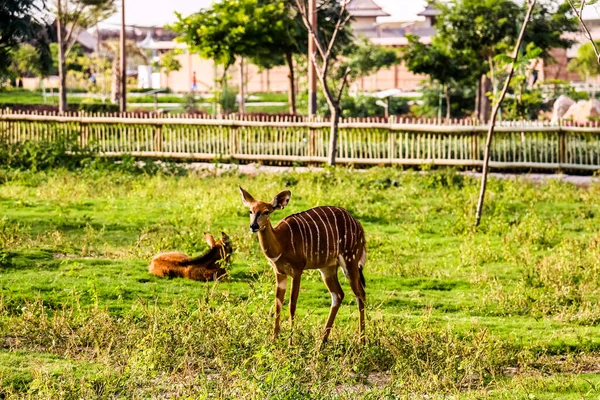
[239,186,367,343]
[148,232,232,281]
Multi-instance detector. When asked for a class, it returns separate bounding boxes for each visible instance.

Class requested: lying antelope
[239,186,366,343]
[148,232,232,281]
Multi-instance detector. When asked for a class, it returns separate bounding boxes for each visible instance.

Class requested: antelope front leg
[273,273,287,340]
[288,272,302,345]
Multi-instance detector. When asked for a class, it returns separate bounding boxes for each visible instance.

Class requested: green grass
[248,92,289,103]
[2,166,600,397]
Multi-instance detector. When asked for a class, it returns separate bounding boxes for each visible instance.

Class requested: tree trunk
[479,74,492,123]
[56,0,67,113]
[239,58,245,114]
[285,52,297,115]
[474,79,480,120]
[475,0,537,227]
[328,105,339,166]
[444,84,451,120]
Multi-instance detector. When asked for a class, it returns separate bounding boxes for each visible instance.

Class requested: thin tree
[53,0,115,112]
[293,0,353,166]
[475,0,537,227]
[158,50,182,90]
[567,1,600,65]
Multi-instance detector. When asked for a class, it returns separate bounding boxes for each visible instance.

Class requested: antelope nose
[250,224,259,232]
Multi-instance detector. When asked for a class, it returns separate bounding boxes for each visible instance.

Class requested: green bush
[0,134,92,171]
[217,85,238,114]
[413,83,476,119]
[77,103,120,113]
[503,89,546,120]
[129,87,172,94]
[319,94,410,118]
[182,92,199,113]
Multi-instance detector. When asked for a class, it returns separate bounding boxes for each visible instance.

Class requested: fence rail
[2,111,600,171]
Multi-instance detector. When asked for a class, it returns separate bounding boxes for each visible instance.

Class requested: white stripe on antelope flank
[340,207,349,251]
[296,214,313,262]
[295,216,307,260]
[312,208,331,262]
[281,220,296,255]
[327,207,340,257]
[304,211,321,265]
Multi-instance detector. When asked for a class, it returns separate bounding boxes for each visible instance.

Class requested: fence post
[154,124,163,152]
[80,122,89,148]
[231,123,239,157]
[470,132,478,161]
[558,128,566,165]
[308,120,316,159]
[388,116,395,162]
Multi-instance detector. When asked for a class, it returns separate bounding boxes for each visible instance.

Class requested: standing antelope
[239,186,366,343]
[148,232,232,281]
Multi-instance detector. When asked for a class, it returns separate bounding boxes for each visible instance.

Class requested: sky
[100,0,429,28]
[100,0,600,28]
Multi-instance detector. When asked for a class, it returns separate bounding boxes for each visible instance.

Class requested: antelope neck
[257,220,282,260]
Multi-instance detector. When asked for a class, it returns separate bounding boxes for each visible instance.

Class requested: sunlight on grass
[2,166,600,397]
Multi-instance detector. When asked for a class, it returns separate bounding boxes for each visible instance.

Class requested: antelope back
[277,206,366,267]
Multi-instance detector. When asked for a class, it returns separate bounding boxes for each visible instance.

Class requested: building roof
[417,3,441,17]
[347,0,390,18]
[76,29,98,52]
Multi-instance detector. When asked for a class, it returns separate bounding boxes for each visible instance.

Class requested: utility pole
[120,0,126,113]
[307,0,317,117]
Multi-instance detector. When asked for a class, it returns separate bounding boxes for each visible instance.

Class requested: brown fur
[148,232,232,281]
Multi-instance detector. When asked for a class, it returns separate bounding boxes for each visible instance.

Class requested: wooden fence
[2,111,600,170]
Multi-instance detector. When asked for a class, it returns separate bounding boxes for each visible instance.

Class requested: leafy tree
[171,0,353,115]
[413,82,476,119]
[436,0,576,121]
[402,35,473,119]
[50,43,86,75]
[275,0,354,114]
[340,37,400,84]
[158,51,182,90]
[10,44,49,82]
[0,0,50,80]
[294,0,354,165]
[436,0,520,121]
[568,40,600,82]
[68,50,111,96]
[52,0,116,112]
[101,39,147,104]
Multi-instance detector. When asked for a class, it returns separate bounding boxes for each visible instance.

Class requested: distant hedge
[0,103,120,113]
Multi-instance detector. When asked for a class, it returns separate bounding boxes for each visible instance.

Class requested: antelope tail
[358,245,367,288]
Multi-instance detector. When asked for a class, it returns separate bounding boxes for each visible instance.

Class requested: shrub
[319,95,410,118]
[76,103,120,113]
[0,133,91,171]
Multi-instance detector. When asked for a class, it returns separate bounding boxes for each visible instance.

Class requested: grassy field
[2,165,600,398]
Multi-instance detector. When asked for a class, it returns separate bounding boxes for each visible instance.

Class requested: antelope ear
[204,232,216,247]
[272,190,291,210]
[221,232,231,246]
[239,186,255,207]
